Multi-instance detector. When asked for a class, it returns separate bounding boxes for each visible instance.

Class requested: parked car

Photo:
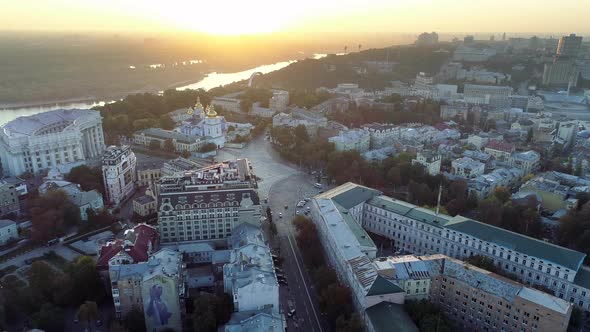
[279,212,283,218]
[314,183,322,189]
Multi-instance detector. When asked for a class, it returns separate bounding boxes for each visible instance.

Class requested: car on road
[303,197,311,202]
[306,206,311,211]
[295,210,300,215]
[314,183,322,189]
[287,309,296,318]
[296,200,306,207]
[279,212,283,218]
[284,205,288,209]
[278,279,288,286]
[275,267,284,273]
[276,273,286,278]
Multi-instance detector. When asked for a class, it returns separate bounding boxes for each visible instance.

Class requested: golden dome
[206,104,217,118]
[195,97,203,110]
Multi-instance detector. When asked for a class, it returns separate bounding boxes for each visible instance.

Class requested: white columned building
[0,109,105,176]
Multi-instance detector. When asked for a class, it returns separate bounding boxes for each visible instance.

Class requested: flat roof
[517,287,571,315]
[366,302,419,332]
[317,182,381,209]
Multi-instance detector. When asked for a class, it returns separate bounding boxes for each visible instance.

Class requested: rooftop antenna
[435,183,443,215]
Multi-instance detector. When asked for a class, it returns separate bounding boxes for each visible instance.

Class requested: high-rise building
[156,159,261,243]
[0,109,105,176]
[556,33,583,59]
[102,145,137,206]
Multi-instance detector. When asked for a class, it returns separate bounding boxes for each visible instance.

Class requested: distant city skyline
[2,0,589,36]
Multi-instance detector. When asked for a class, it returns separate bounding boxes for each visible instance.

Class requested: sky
[2,0,589,36]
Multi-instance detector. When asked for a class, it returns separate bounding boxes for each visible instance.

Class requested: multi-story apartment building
[0,109,105,176]
[156,159,261,243]
[452,157,485,178]
[310,184,408,313]
[412,150,442,176]
[362,123,401,149]
[484,139,515,162]
[108,248,185,331]
[269,90,289,112]
[314,183,590,314]
[373,255,572,332]
[0,219,18,245]
[223,223,280,313]
[212,96,241,113]
[464,84,512,106]
[0,181,20,217]
[137,163,162,187]
[509,150,541,174]
[329,129,371,153]
[102,145,137,206]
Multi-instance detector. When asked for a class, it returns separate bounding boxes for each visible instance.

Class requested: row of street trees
[292,216,363,331]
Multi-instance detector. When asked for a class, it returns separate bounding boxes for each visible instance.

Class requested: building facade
[0,109,105,176]
[133,128,205,153]
[329,129,371,153]
[156,159,261,243]
[314,183,590,314]
[509,151,541,174]
[452,157,485,178]
[102,145,137,206]
[0,182,20,217]
[0,219,18,245]
[412,150,442,176]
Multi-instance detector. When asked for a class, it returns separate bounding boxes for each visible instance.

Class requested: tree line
[292,216,363,331]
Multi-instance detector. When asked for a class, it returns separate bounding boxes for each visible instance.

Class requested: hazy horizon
[2,0,590,36]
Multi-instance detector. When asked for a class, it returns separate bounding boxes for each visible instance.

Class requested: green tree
[149,140,161,150]
[66,256,105,305]
[192,293,233,332]
[159,114,175,130]
[124,307,146,332]
[164,138,175,152]
[32,303,65,332]
[77,301,99,332]
[66,165,105,194]
[493,186,511,203]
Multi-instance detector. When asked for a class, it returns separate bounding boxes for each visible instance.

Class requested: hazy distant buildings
[415,32,439,46]
[0,109,105,176]
[557,34,583,59]
[269,90,289,112]
[453,46,496,62]
[543,60,579,87]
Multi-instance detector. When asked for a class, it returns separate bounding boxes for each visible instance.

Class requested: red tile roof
[485,139,515,153]
[97,224,159,269]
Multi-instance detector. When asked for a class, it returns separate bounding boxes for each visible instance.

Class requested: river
[0,54,330,126]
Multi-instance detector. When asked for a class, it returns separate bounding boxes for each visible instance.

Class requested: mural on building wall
[142,276,180,331]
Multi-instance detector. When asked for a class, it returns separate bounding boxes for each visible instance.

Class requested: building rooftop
[134,195,155,205]
[316,182,381,209]
[136,127,202,144]
[485,139,515,153]
[365,302,419,332]
[366,275,404,296]
[97,223,159,268]
[224,309,285,332]
[445,215,586,270]
[0,219,16,228]
[512,150,541,161]
[517,287,571,315]
[102,145,133,163]
[1,109,100,138]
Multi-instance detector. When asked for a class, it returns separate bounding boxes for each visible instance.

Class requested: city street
[217,135,326,332]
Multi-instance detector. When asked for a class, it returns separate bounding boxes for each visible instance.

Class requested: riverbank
[0,73,207,110]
